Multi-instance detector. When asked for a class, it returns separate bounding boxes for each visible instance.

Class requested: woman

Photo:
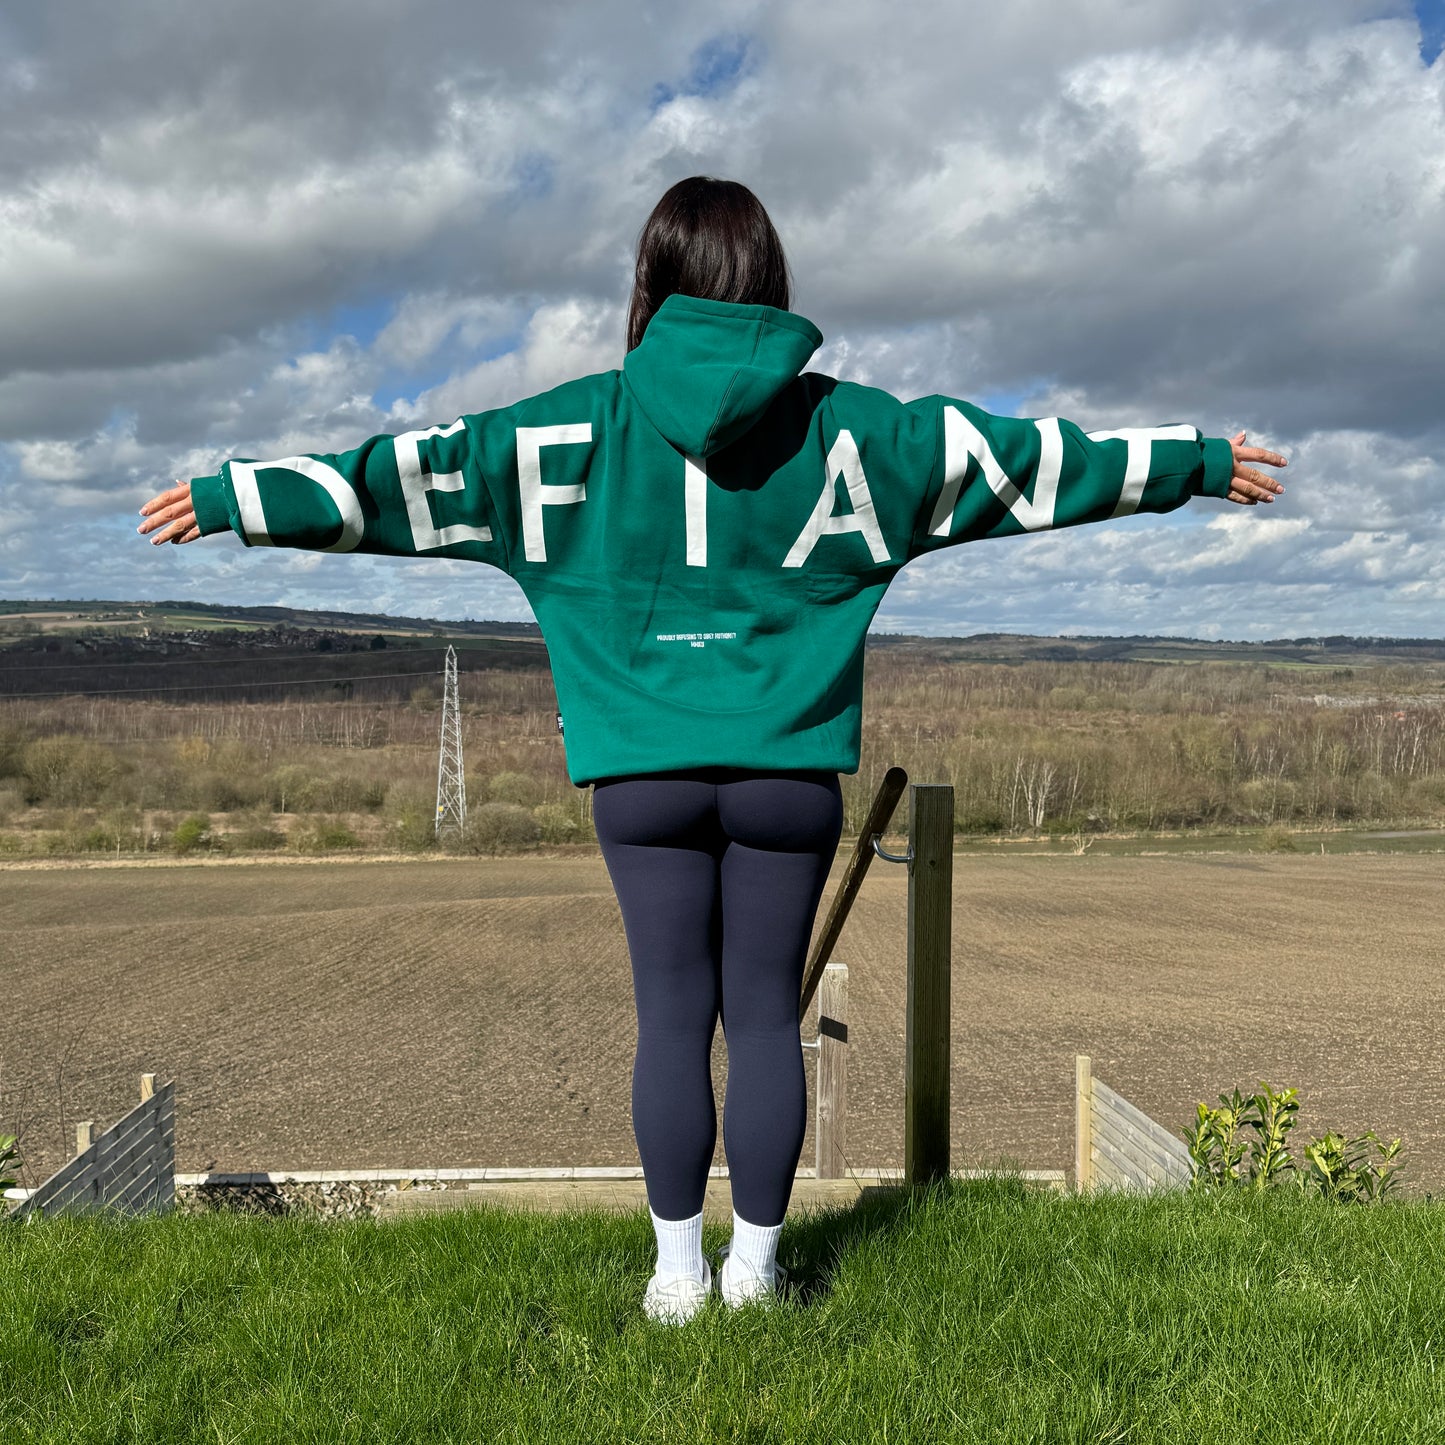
[139,176,1286,1322]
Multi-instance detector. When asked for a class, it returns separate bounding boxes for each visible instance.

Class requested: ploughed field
[4,853,1443,1192]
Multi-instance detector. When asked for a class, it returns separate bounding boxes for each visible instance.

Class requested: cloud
[1,0,1443,639]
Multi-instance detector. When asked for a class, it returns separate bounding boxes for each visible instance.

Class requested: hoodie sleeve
[904,396,1234,561]
[187,415,511,571]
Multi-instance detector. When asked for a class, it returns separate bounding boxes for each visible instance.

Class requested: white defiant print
[1084,425,1198,519]
[231,455,366,553]
[395,418,492,551]
[783,430,889,568]
[228,415,1202,567]
[517,422,593,562]
[928,409,1063,537]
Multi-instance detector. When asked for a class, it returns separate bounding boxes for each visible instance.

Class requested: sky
[1,0,1443,639]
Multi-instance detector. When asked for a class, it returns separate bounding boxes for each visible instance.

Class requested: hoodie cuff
[1197,437,1235,499]
[189,472,238,539]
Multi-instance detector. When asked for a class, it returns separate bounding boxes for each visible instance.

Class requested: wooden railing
[799,769,961,1187]
[799,766,908,1016]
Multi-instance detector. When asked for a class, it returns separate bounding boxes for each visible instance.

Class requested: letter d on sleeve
[229,457,366,552]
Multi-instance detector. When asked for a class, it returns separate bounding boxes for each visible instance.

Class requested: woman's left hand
[138,480,200,544]
[1227,433,1287,506]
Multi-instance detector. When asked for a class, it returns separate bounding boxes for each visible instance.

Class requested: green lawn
[5,1180,1444,1443]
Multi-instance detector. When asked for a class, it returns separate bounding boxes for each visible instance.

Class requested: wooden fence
[1075,1055,1191,1191]
[11,1074,175,1221]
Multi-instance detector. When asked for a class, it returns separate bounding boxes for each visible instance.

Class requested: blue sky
[1417,0,1445,61]
[2,0,1444,638]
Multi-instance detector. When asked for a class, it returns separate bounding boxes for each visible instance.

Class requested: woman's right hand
[1227,433,1287,505]
[138,480,200,544]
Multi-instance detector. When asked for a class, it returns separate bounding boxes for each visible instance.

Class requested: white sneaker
[643,1256,713,1324]
[717,1243,787,1307]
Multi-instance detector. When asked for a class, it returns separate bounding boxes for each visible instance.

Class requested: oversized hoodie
[188,294,1236,784]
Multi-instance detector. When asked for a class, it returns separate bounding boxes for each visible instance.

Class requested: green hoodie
[188,294,1235,784]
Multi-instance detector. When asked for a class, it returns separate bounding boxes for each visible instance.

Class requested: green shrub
[1405,775,1445,816]
[0,725,31,780]
[263,767,386,814]
[172,814,214,855]
[1261,824,1297,853]
[487,770,544,807]
[0,783,23,824]
[1186,1084,1403,1202]
[307,775,382,812]
[390,815,437,851]
[532,802,579,844]
[1186,1086,1299,1190]
[955,806,1005,836]
[453,802,541,855]
[264,765,312,813]
[0,1134,18,1195]
[289,818,360,853]
[22,737,124,807]
[185,770,264,812]
[224,825,287,853]
[384,785,438,852]
[1303,1132,1403,1203]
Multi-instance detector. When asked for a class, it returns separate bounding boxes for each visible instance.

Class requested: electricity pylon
[435,645,466,838]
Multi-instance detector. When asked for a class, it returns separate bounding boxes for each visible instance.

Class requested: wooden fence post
[1075,1054,1094,1192]
[75,1120,93,1156]
[906,784,953,1186]
[816,963,848,1180]
[140,1073,156,1102]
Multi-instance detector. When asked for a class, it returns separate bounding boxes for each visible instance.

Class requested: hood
[622,294,823,458]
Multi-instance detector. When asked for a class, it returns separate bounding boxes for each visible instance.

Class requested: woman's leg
[592,777,724,1221]
[715,772,843,1228]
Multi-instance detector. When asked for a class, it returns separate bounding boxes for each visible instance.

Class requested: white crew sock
[728,1211,784,1282]
[650,1207,706,1283]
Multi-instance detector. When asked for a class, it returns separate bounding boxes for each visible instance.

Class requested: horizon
[8,596,1445,650]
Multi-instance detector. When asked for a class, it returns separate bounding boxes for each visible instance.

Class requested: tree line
[2,647,1444,856]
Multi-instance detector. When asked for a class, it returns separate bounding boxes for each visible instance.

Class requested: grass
[5,1180,1445,1443]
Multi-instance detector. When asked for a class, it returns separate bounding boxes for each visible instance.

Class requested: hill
[8,598,1445,674]
[0,598,542,642]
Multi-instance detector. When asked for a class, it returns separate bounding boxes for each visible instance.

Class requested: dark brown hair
[626,177,792,351]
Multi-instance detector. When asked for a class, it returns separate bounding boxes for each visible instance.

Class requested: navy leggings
[593,770,843,1226]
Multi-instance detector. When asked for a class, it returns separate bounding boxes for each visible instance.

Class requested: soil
[4,853,1443,1194]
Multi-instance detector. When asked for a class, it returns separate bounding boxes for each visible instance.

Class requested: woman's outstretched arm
[137,416,509,569]
[902,395,1288,562]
